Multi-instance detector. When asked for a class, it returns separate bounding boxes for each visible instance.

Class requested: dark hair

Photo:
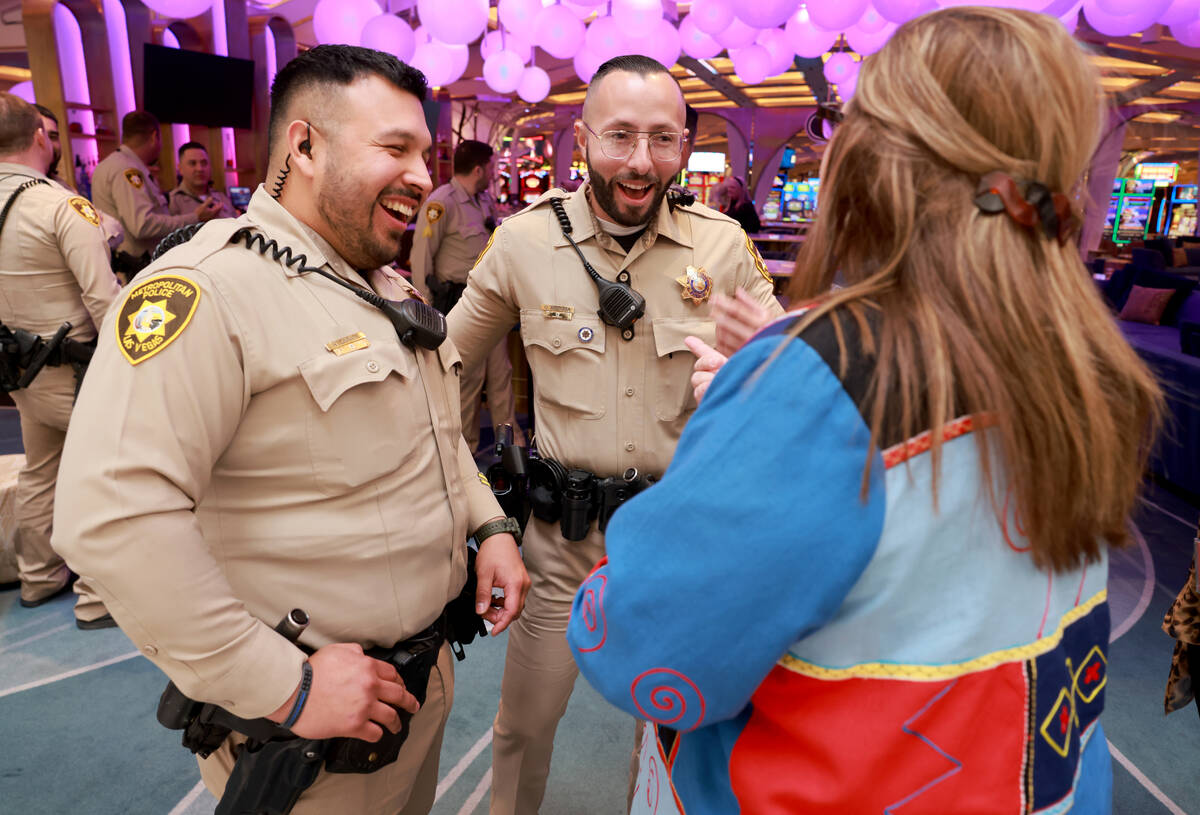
[453,139,493,175]
[269,44,428,154]
[178,140,207,158]
[33,103,57,124]
[121,111,160,144]
[586,55,684,118]
[0,92,40,155]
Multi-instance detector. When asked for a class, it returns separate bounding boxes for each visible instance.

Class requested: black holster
[158,619,447,815]
[426,275,465,315]
[527,458,657,541]
[443,547,488,661]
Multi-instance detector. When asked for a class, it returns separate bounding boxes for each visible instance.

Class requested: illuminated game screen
[1116,196,1154,241]
[1177,186,1198,202]
[1170,203,1197,237]
[1104,200,1119,232]
[1126,179,1158,196]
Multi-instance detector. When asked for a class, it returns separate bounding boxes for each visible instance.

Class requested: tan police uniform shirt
[0,162,120,342]
[448,183,783,479]
[167,186,237,219]
[53,185,501,719]
[92,144,198,257]
[410,177,495,300]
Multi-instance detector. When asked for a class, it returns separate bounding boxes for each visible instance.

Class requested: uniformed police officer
[411,139,524,452]
[446,55,783,814]
[34,103,124,250]
[53,47,529,815]
[92,111,222,276]
[167,141,237,219]
[0,93,121,626]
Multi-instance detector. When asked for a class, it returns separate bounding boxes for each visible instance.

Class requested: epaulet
[677,199,740,225]
[502,187,569,223]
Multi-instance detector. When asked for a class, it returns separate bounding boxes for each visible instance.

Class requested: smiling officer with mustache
[447,54,783,815]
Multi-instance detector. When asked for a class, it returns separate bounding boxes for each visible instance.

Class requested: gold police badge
[116,275,201,365]
[744,233,773,284]
[124,168,145,189]
[68,196,100,226]
[676,265,713,304]
[423,201,445,238]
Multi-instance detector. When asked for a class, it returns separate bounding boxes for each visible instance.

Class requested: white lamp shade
[756,27,795,76]
[785,8,838,58]
[807,0,870,31]
[690,0,735,34]
[534,4,586,60]
[679,14,724,59]
[313,0,383,45]
[415,0,488,45]
[736,0,802,28]
[361,14,416,62]
[483,50,526,93]
[612,0,663,37]
[585,15,627,61]
[713,17,760,49]
[731,44,772,85]
[518,65,551,103]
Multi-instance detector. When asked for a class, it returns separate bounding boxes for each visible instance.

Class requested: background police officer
[446,56,783,815]
[0,93,121,627]
[53,47,528,815]
[167,141,236,219]
[92,111,221,276]
[411,139,525,453]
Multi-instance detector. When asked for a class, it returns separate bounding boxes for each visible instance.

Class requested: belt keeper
[281,661,312,730]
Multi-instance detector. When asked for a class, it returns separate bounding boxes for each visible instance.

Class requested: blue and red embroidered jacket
[567,310,1112,814]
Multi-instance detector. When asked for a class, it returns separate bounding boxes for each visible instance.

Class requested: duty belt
[530,459,658,542]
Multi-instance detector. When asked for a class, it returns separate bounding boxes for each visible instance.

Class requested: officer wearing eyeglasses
[446,54,783,815]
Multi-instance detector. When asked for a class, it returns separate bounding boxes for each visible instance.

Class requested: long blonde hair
[788,6,1164,571]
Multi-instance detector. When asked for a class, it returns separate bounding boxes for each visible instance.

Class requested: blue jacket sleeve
[567,326,886,730]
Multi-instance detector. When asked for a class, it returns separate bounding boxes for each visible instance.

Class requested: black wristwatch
[473,517,522,547]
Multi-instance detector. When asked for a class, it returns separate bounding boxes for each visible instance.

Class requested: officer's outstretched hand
[194,198,223,222]
[474,532,530,636]
[684,336,727,405]
[267,642,419,742]
[713,289,772,356]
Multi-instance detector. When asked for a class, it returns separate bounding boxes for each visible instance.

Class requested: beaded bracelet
[282,660,312,730]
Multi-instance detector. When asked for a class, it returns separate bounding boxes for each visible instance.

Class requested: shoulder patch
[426,202,445,223]
[68,196,100,226]
[116,275,201,366]
[744,232,773,284]
[124,168,145,189]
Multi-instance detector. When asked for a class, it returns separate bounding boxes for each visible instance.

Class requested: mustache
[611,174,660,187]
[379,186,425,201]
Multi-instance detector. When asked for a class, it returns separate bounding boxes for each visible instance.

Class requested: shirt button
[625,442,636,452]
[366,359,380,373]
[552,338,562,348]
[142,644,158,656]
[625,387,635,396]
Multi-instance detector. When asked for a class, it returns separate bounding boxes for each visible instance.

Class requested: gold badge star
[676,265,713,304]
[124,299,177,343]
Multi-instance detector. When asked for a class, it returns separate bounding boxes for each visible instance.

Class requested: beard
[586,153,668,228]
[316,161,414,270]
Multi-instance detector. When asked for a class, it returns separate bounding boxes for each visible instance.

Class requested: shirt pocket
[298,343,420,495]
[652,317,716,422]
[519,310,607,419]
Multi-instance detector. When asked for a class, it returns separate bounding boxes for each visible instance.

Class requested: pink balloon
[856,4,891,33]
[313,0,382,46]
[585,15,626,61]
[691,0,735,35]
[626,18,682,68]
[498,0,542,31]
[481,30,533,63]
[823,51,856,84]
[1096,0,1150,14]
[141,0,214,18]
[484,50,525,93]
[872,0,935,24]
[785,8,838,58]
[1159,0,1200,25]
[534,4,586,60]
[808,0,870,32]
[757,28,795,76]
[613,0,663,37]
[446,43,469,83]
[1082,0,1169,34]
[736,0,801,28]
[415,0,488,45]
[361,14,416,62]
[574,48,605,83]
[714,17,760,49]
[518,66,551,103]
[837,61,860,100]
[680,14,724,59]
[845,20,896,53]
[731,44,772,85]
[8,80,34,103]
[1172,15,1200,42]
[412,40,457,87]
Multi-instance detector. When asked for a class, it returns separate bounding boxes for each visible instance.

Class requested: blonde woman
[566,7,1163,813]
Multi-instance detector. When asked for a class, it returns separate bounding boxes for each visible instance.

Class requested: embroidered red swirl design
[576,573,607,652]
[631,668,706,731]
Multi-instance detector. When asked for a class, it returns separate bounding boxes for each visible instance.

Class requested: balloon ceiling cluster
[147,0,1200,104]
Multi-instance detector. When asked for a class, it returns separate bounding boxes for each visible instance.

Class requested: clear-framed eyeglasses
[582,121,686,162]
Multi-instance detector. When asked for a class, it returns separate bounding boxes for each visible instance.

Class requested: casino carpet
[0,405,1195,814]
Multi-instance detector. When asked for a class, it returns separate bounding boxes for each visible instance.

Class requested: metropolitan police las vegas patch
[117,275,201,365]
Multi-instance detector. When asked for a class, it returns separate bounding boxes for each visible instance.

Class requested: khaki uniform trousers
[10,365,104,618]
[460,338,524,453]
[491,518,614,815]
[200,643,454,815]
